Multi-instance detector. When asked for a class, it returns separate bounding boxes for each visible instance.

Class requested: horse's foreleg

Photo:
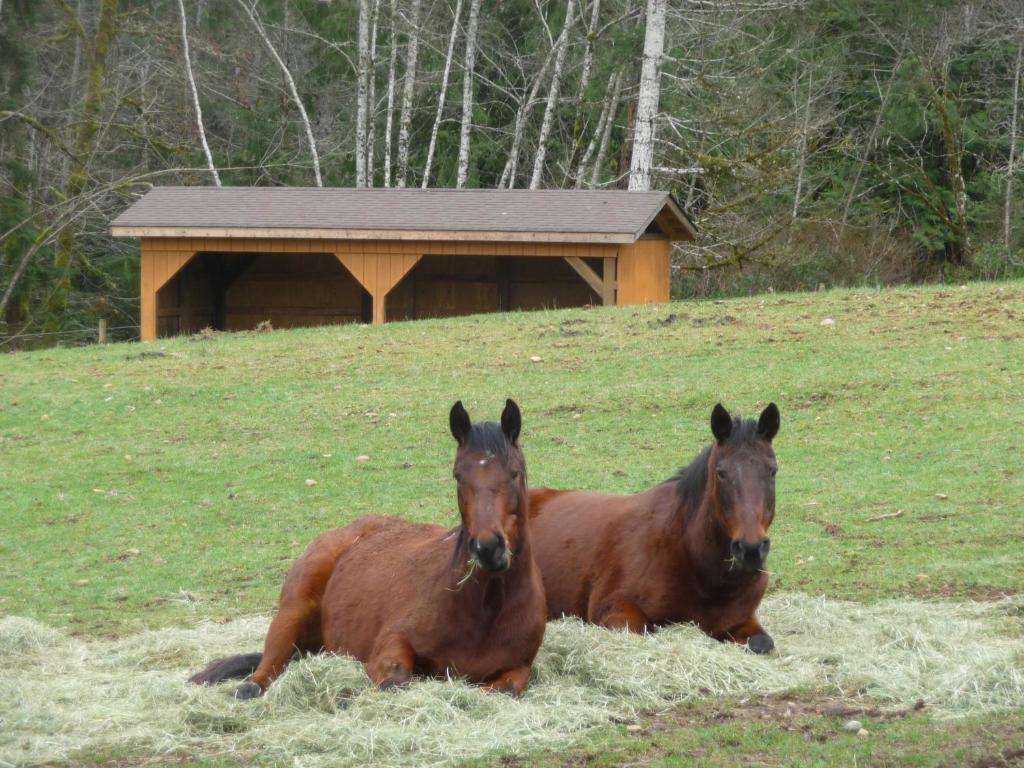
[240,603,320,698]
[484,665,532,697]
[594,599,650,633]
[724,616,774,654]
[366,635,416,689]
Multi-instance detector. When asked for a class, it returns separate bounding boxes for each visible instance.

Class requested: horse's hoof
[748,633,775,655]
[233,682,263,700]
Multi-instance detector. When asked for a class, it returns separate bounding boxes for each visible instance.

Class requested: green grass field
[2,280,1023,766]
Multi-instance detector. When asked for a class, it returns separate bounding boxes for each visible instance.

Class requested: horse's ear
[711,403,733,443]
[757,402,780,443]
[450,401,472,445]
[501,399,521,445]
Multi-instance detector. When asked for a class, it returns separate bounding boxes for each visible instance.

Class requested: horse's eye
[715,467,727,481]
[453,472,463,482]
[511,470,520,480]
[770,468,778,477]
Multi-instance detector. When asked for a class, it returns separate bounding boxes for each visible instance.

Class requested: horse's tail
[188,652,263,685]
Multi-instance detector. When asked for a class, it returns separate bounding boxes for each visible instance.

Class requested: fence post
[98,319,107,344]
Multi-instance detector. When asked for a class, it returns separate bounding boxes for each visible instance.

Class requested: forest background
[1,0,1023,344]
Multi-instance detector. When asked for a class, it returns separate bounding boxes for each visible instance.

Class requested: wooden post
[98,319,107,344]
[372,292,386,324]
[602,256,617,306]
[140,243,157,341]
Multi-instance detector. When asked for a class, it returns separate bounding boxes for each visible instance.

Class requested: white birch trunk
[1006,38,1022,253]
[578,0,600,101]
[590,69,622,186]
[367,0,381,186]
[498,49,556,189]
[178,0,220,186]
[355,0,371,187]
[238,0,322,186]
[456,0,483,188]
[627,0,666,191]
[529,0,575,189]
[395,0,423,188]
[791,68,813,219]
[423,0,465,188]
[574,70,616,188]
[383,0,399,187]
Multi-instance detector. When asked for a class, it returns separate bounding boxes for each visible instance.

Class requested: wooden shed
[110,187,695,341]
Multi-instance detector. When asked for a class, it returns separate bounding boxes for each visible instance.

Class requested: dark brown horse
[529,403,780,653]
[190,399,547,697]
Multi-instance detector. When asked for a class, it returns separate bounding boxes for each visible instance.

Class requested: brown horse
[529,403,780,653]
[190,399,547,698]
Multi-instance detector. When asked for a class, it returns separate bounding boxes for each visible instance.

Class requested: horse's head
[449,399,527,573]
[708,402,780,574]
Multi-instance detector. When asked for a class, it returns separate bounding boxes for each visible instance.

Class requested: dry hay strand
[1,593,1022,767]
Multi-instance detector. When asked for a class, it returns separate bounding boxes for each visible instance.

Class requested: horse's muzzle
[470,534,509,572]
[730,537,770,572]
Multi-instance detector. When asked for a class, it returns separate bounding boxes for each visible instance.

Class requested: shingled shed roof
[110,187,696,243]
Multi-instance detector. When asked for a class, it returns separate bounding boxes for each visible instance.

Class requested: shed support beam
[140,241,198,340]
[335,252,422,324]
[564,256,616,306]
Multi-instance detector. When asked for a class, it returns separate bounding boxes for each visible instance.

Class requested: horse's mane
[464,421,514,458]
[669,417,761,510]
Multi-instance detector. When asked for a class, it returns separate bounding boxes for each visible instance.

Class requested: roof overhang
[108,226,641,244]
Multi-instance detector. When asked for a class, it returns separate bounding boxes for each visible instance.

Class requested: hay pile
[2,593,1022,767]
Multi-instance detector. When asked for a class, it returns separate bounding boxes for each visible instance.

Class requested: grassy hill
[2,281,1023,766]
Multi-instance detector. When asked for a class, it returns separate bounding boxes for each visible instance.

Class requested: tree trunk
[498,47,557,189]
[791,66,813,219]
[627,0,667,191]
[383,0,399,187]
[177,0,220,186]
[590,69,622,187]
[565,0,601,182]
[46,0,120,331]
[395,0,424,188]
[456,0,483,188]
[355,0,371,186]
[1006,38,1022,254]
[575,69,617,188]
[529,0,575,189]
[367,0,381,186]
[930,76,970,262]
[841,49,903,229]
[423,0,465,188]
[239,0,322,186]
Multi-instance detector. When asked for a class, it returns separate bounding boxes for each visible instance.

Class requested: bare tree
[237,0,322,187]
[367,0,382,186]
[591,69,622,186]
[575,69,621,187]
[47,0,121,328]
[356,0,371,186]
[383,0,399,186]
[177,0,220,186]
[529,0,575,189]
[456,0,483,187]
[628,0,666,191]
[1006,37,1022,253]
[395,0,424,187]
[498,47,557,188]
[423,0,465,187]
